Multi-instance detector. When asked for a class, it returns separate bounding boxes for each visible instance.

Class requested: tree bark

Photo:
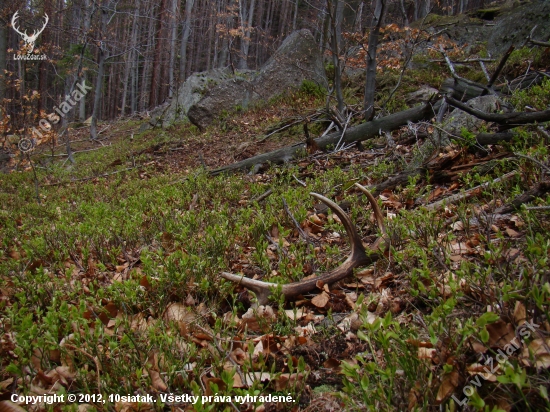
[121,0,139,116]
[328,0,345,113]
[168,0,178,98]
[150,0,166,108]
[445,96,550,126]
[179,0,195,79]
[363,0,385,121]
[90,1,110,140]
[211,101,438,175]
[0,18,7,113]
[495,181,550,214]
[238,0,255,69]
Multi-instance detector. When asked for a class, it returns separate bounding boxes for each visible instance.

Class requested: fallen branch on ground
[210,101,439,175]
[424,171,518,211]
[445,96,550,126]
[494,180,550,214]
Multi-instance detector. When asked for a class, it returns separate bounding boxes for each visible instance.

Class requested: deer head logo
[11,11,49,54]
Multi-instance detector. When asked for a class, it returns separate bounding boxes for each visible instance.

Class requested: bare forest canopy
[1,0,497,135]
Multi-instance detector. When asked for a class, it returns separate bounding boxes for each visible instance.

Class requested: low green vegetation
[1,44,550,412]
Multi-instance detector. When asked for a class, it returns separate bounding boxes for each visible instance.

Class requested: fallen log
[440,78,489,101]
[494,180,550,214]
[210,101,439,175]
[445,96,550,126]
[475,132,516,145]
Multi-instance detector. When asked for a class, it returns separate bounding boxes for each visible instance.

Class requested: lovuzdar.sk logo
[11,10,49,61]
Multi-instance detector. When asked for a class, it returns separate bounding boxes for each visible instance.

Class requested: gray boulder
[439,95,512,145]
[188,29,326,130]
[145,29,326,131]
[487,0,550,56]
[143,68,233,130]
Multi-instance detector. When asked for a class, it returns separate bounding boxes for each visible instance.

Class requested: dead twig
[63,344,101,391]
[282,197,313,245]
[44,165,144,186]
[425,171,518,211]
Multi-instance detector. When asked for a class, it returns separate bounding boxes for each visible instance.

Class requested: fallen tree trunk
[475,132,516,145]
[211,101,439,175]
[440,78,491,101]
[445,96,550,126]
[495,180,550,214]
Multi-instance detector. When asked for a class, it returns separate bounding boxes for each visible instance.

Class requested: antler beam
[221,184,388,305]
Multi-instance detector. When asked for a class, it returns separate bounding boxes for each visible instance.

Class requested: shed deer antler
[11,11,49,54]
[221,183,388,305]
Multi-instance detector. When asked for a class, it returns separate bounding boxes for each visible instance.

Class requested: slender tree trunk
[78,0,93,122]
[168,0,178,96]
[206,6,216,70]
[91,1,110,140]
[150,0,166,108]
[363,0,385,121]
[238,0,255,69]
[399,0,409,25]
[38,1,52,115]
[121,0,139,116]
[219,0,235,68]
[293,0,299,31]
[328,0,344,113]
[141,3,156,111]
[179,0,195,80]
[0,19,7,111]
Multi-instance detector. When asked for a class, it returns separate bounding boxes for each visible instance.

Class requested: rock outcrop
[145,29,326,131]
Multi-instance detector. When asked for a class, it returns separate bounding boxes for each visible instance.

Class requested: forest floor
[1,43,550,412]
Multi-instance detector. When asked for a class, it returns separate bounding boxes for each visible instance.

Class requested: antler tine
[309,192,365,258]
[220,272,277,306]
[11,11,26,37]
[221,189,387,305]
[354,183,386,237]
[34,14,49,38]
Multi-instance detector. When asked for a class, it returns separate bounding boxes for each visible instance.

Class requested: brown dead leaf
[284,307,307,320]
[486,320,516,348]
[163,303,195,335]
[274,373,305,391]
[241,305,276,333]
[505,227,520,237]
[323,358,341,370]
[513,301,527,325]
[374,272,394,290]
[435,370,459,404]
[417,347,436,359]
[0,401,26,412]
[115,402,156,412]
[466,363,497,381]
[311,291,330,308]
[521,338,550,369]
[203,376,227,395]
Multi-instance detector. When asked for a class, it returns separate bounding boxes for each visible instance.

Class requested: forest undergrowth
[1,45,550,412]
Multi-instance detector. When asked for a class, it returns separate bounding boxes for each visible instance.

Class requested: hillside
[1,2,550,412]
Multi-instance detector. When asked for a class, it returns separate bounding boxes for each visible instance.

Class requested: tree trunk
[141,3,156,111]
[211,101,438,175]
[179,0,195,79]
[121,1,139,116]
[238,0,256,70]
[328,0,345,113]
[150,0,166,108]
[0,18,7,112]
[168,0,178,98]
[90,1,110,140]
[363,0,385,121]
